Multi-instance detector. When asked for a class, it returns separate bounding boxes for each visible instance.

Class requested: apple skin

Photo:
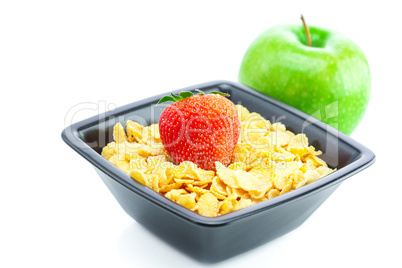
[238,25,371,135]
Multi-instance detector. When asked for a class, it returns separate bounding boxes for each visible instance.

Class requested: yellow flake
[174,178,195,184]
[165,189,188,202]
[115,159,130,174]
[185,184,210,195]
[280,180,293,195]
[287,134,317,157]
[129,157,148,172]
[146,155,167,173]
[228,162,247,171]
[269,130,291,147]
[304,170,320,184]
[231,145,250,163]
[267,189,280,199]
[291,170,305,189]
[211,176,227,197]
[243,128,268,144]
[113,123,127,144]
[235,170,270,193]
[295,178,308,189]
[140,124,162,145]
[126,120,143,142]
[196,168,215,182]
[192,180,212,187]
[147,174,160,191]
[272,170,288,190]
[270,122,286,132]
[197,193,219,217]
[236,104,250,122]
[219,198,236,215]
[101,141,117,160]
[211,191,227,200]
[234,198,255,211]
[305,155,328,168]
[232,188,251,199]
[149,124,161,141]
[159,182,183,193]
[177,193,197,210]
[316,166,335,178]
[216,162,239,189]
[129,169,149,186]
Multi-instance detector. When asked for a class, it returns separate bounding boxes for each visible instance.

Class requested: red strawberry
[158,90,240,171]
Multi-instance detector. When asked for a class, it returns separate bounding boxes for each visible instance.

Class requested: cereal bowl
[61,80,375,263]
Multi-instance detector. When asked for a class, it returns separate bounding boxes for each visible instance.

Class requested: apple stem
[301,14,312,47]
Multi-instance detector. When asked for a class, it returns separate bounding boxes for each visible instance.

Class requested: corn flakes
[198,193,219,217]
[101,105,335,217]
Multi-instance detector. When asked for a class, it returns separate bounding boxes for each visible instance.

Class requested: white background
[1,1,400,267]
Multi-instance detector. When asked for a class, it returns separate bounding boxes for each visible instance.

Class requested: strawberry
[158,90,240,171]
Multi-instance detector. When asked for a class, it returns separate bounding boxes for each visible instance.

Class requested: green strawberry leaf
[210,91,230,97]
[157,89,230,105]
[171,92,182,101]
[179,91,194,99]
[195,89,205,95]
[157,96,176,104]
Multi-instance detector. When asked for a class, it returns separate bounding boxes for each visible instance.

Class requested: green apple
[238,20,371,135]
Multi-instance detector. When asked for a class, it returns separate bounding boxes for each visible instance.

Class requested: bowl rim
[61,80,375,226]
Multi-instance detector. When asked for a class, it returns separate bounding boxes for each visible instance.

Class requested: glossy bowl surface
[62,80,375,263]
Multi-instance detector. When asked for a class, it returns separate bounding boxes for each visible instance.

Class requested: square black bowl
[61,80,375,263]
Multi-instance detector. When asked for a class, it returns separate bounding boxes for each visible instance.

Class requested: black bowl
[61,80,375,263]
